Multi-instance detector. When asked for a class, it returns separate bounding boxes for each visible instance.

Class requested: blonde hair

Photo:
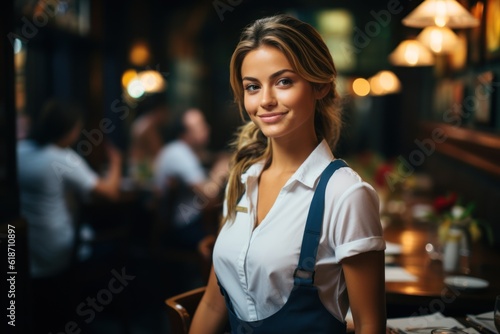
[223,14,342,225]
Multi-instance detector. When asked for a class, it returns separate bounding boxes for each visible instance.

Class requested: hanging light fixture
[402,0,479,28]
[388,40,435,66]
[416,26,459,53]
[352,78,371,97]
[369,71,402,95]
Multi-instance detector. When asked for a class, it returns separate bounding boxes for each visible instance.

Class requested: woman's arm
[342,250,386,334]
[189,267,228,334]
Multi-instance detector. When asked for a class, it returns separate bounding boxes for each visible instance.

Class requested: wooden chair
[150,177,215,282]
[165,286,206,334]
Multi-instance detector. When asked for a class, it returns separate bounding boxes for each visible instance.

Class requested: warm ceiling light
[138,70,166,93]
[121,69,138,88]
[129,41,150,66]
[417,26,459,53]
[388,40,435,66]
[352,78,371,96]
[369,71,402,95]
[402,0,479,28]
[125,70,166,99]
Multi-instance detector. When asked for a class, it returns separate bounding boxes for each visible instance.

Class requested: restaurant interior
[1,0,500,333]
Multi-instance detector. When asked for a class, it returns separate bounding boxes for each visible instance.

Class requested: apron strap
[294,159,348,286]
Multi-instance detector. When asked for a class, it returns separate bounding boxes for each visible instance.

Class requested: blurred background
[1,0,500,333]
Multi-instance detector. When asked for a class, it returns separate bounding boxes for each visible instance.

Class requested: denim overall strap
[294,159,347,286]
[218,159,348,334]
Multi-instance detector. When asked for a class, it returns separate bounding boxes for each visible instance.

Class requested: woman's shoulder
[327,165,376,198]
[331,164,362,183]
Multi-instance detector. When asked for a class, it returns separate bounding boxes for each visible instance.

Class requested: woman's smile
[258,111,289,123]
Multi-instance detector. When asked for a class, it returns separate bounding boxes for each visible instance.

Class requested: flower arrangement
[429,192,493,246]
[374,163,395,191]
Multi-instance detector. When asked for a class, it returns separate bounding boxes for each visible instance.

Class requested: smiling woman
[189,14,386,334]
[241,46,322,144]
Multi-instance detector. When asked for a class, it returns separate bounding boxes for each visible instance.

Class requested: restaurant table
[383,213,500,318]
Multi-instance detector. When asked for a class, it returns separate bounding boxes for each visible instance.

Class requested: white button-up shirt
[213,140,385,322]
[17,140,98,278]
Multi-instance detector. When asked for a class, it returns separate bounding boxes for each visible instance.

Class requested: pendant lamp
[402,0,479,28]
[388,40,435,66]
[369,71,402,95]
[416,26,459,53]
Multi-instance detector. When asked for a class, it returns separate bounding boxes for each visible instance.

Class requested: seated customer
[128,93,170,186]
[17,98,122,333]
[153,108,229,254]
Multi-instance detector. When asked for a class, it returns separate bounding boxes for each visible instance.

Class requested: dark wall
[0,0,19,223]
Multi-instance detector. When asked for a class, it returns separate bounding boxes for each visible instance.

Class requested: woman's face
[241,45,320,143]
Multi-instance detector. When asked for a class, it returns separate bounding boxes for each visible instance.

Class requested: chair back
[165,286,206,334]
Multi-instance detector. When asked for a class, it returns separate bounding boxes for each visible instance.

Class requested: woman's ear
[313,83,330,100]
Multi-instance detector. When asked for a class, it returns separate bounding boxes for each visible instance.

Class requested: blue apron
[218,160,348,334]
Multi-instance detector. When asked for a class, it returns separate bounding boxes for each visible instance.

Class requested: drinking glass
[494,295,500,333]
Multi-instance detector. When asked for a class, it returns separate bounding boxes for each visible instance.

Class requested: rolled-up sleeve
[329,182,386,262]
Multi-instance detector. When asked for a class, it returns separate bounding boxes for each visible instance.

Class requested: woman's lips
[258,112,287,123]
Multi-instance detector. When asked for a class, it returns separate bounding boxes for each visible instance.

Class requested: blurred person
[128,93,170,186]
[190,14,386,334]
[153,108,229,255]
[16,98,122,333]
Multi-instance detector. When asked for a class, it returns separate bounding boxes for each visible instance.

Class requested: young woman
[190,14,386,334]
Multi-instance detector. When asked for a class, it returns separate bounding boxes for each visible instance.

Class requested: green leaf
[460,202,476,220]
[476,219,495,246]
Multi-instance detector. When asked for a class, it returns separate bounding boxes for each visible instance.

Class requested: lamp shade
[402,0,480,28]
[369,71,402,95]
[388,40,435,66]
[417,26,459,53]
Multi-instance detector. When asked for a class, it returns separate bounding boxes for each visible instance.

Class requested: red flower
[374,164,393,188]
[433,192,458,214]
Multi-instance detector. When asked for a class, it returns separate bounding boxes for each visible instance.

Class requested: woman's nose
[260,87,277,109]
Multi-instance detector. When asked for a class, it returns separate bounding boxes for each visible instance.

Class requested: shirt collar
[240,139,334,189]
[240,161,265,185]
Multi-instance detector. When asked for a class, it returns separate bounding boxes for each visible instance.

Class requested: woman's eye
[277,78,292,86]
[244,84,259,92]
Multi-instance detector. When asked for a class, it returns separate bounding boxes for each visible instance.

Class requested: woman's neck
[266,136,318,174]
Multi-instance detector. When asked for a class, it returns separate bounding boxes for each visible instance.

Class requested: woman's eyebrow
[242,69,295,82]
